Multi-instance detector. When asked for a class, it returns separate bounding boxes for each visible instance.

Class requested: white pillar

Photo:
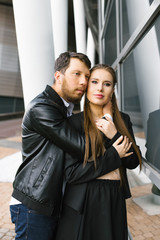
[73,0,86,53]
[87,28,95,67]
[50,0,68,59]
[73,0,87,111]
[12,0,55,108]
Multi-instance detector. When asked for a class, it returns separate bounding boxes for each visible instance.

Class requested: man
[10,52,122,240]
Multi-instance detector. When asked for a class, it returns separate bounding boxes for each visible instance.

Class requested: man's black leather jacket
[12,85,86,216]
[12,85,122,216]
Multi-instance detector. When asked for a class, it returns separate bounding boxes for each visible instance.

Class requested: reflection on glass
[123,14,160,171]
[84,0,98,50]
[122,0,153,47]
[104,0,117,65]
[146,109,160,172]
[104,0,109,13]
[123,54,141,113]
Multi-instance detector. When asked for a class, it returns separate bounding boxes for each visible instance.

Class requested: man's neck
[52,84,74,116]
[52,83,61,95]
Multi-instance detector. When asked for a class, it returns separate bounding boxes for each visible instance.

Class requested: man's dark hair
[54,52,91,74]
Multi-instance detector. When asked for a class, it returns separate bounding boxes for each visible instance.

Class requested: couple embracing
[10,52,141,240]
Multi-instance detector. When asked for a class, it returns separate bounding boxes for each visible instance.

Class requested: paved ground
[0,118,160,239]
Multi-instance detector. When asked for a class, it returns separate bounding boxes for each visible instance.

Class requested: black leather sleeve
[28,102,85,159]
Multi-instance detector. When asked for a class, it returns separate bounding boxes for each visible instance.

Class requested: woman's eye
[104,82,111,86]
[91,80,98,84]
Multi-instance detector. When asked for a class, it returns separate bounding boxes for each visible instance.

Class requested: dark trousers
[10,204,58,240]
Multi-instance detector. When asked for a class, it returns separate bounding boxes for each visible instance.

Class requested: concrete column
[73,0,86,53]
[50,0,68,59]
[12,0,55,108]
[87,28,95,67]
[73,0,87,111]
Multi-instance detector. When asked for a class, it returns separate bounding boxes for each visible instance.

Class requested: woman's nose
[97,83,103,91]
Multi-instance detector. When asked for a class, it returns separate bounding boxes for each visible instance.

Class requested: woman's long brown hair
[84,64,142,180]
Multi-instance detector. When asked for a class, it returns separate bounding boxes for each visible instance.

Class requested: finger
[96,120,109,129]
[96,122,105,129]
[124,152,133,157]
[123,136,129,148]
[96,125,104,132]
[121,136,127,146]
[113,135,123,146]
[95,122,102,128]
[124,141,132,153]
[124,137,129,148]
[96,119,108,125]
[126,142,132,151]
[104,116,112,123]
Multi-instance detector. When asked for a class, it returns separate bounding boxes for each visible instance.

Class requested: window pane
[123,54,141,113]
[104,0,117,65]
[122,0,154,47]
[84,0,98,50]
[123,15,160,172]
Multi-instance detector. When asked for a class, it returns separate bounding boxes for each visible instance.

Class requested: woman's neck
[89,104,103,121]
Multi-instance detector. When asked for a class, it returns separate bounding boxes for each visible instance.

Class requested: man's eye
[74,72,80,75]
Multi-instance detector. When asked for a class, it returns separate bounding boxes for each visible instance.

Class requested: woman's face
[87,68,114,106]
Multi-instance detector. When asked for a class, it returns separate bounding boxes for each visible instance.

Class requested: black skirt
[55,179,128,240]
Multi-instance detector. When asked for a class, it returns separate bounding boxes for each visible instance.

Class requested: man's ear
[54,71,63,84]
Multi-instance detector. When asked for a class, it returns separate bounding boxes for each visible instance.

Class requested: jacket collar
[45,85,65,107]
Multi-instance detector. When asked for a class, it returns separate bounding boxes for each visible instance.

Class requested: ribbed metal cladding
[0,4,22,98]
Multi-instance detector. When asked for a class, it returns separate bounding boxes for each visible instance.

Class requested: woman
[55,64,142,240]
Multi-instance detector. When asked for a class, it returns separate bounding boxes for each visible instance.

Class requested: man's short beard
[61,80,84,103]
[62,91,82,104]
[62,88,83,104]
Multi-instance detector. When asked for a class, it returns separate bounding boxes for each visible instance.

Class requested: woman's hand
[96,117,117,139]
[112,136,133,158]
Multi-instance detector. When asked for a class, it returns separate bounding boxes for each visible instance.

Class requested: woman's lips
[94,94,104,99]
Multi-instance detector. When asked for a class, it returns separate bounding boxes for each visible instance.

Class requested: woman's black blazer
[63,111,140,214]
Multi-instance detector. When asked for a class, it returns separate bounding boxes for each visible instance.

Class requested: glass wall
[123,54,141,113]
[83,0,99,52]
[104,0,117,65]
[122,0,155,47]
[98,0,160,179]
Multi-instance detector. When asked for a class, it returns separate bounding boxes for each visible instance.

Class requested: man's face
[60,58,90,103]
